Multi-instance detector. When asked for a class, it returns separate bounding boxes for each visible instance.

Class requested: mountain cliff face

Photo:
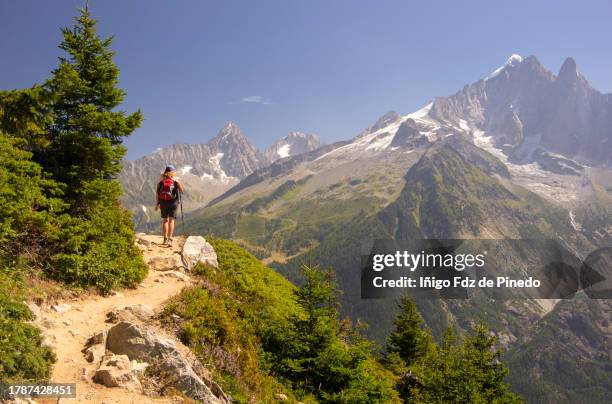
[183,55,612,403]
[264,132,321,162]
[120,122,265,229]
[207,122,264,178]
[120,123,324,229]
[430,54,612,166]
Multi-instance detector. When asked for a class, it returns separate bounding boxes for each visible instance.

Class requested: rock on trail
[28,234,225,404]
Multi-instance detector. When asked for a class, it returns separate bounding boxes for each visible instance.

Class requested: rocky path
[28,234,220,404]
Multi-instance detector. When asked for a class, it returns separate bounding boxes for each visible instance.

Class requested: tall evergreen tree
[284,265,339,389]
[42,5,142,209]
[408,325,523,403]
[264,265,399,402]
[37,5,147,292]
[386,296,431,367]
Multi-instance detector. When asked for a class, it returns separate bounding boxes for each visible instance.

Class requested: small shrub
[0,273,55,383]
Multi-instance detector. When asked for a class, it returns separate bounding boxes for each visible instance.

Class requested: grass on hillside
[161,238,400,403]
[161,238,301,402]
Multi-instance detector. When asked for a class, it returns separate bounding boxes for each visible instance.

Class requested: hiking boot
[162,237,168,245]
[167,238,173,247]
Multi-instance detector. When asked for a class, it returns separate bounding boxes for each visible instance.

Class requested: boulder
[106,322,176,362]
[131,360,150,375]
[106,321,227,403]
[107,304,154,323]
[84,344,106,364]
[181,236,218,270]
[40,330,57,348]
[136,237,152,247]
[158,354,224,404]
[86,330,107,347]
[42,318,57,329]
[199,246,219,269]
[147,254,185,271]
[13,398,38,404]
[93,354,142,392]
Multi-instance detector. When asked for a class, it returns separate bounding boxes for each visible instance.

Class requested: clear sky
[1,0,611,159]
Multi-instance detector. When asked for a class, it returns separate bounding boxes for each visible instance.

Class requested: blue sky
[1,0,611,159]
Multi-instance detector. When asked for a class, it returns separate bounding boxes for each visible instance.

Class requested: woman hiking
[155,165,185,246]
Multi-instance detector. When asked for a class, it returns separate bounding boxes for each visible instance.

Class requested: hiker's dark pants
[160,200,179,219]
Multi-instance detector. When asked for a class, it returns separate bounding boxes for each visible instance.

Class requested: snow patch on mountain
[277,144,291,158]
[264,132,321,162]
[181,165,193,175]
[208,153,235,184]
[473,129,578,202]
[406,102,433,120]
[316,102,436,159]
[569,210,582,231]
[487,54,524,79]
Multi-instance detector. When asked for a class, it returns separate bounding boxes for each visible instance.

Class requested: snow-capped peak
[487,54,524,79]
[315,102,437,159]
[265,132,321,162]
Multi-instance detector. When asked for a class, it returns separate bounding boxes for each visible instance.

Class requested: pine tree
[37,5,147,292]
[288,265,339,389]
[408,325,523,403]
[386,296,431,366]
[264,265,399,402]
[42,5,142,209]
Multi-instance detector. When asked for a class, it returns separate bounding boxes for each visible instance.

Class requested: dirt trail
[33,235,193,404]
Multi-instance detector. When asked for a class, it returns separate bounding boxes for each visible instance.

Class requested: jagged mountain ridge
[430,54,612,166]
[120,122,322,229]
[120,122,258,229]
[203,55,611,214]
[206,121,264,178]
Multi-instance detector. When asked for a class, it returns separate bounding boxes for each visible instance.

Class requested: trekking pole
[180,190,185,235]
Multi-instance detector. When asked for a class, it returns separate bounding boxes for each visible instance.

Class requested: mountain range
[174,55,611,403]
[119,123,321,229]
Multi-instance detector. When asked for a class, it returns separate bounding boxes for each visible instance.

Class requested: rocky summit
[120,122,324,230]
[264,131,322,162]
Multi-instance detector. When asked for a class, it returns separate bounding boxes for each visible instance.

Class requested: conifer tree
[42,5,142,209]
[264,265,399,402]
[408,325,523,403]
[38,5,147,292]
[386,296,431,366]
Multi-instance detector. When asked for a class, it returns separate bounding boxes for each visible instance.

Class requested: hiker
[155,165,184,246]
